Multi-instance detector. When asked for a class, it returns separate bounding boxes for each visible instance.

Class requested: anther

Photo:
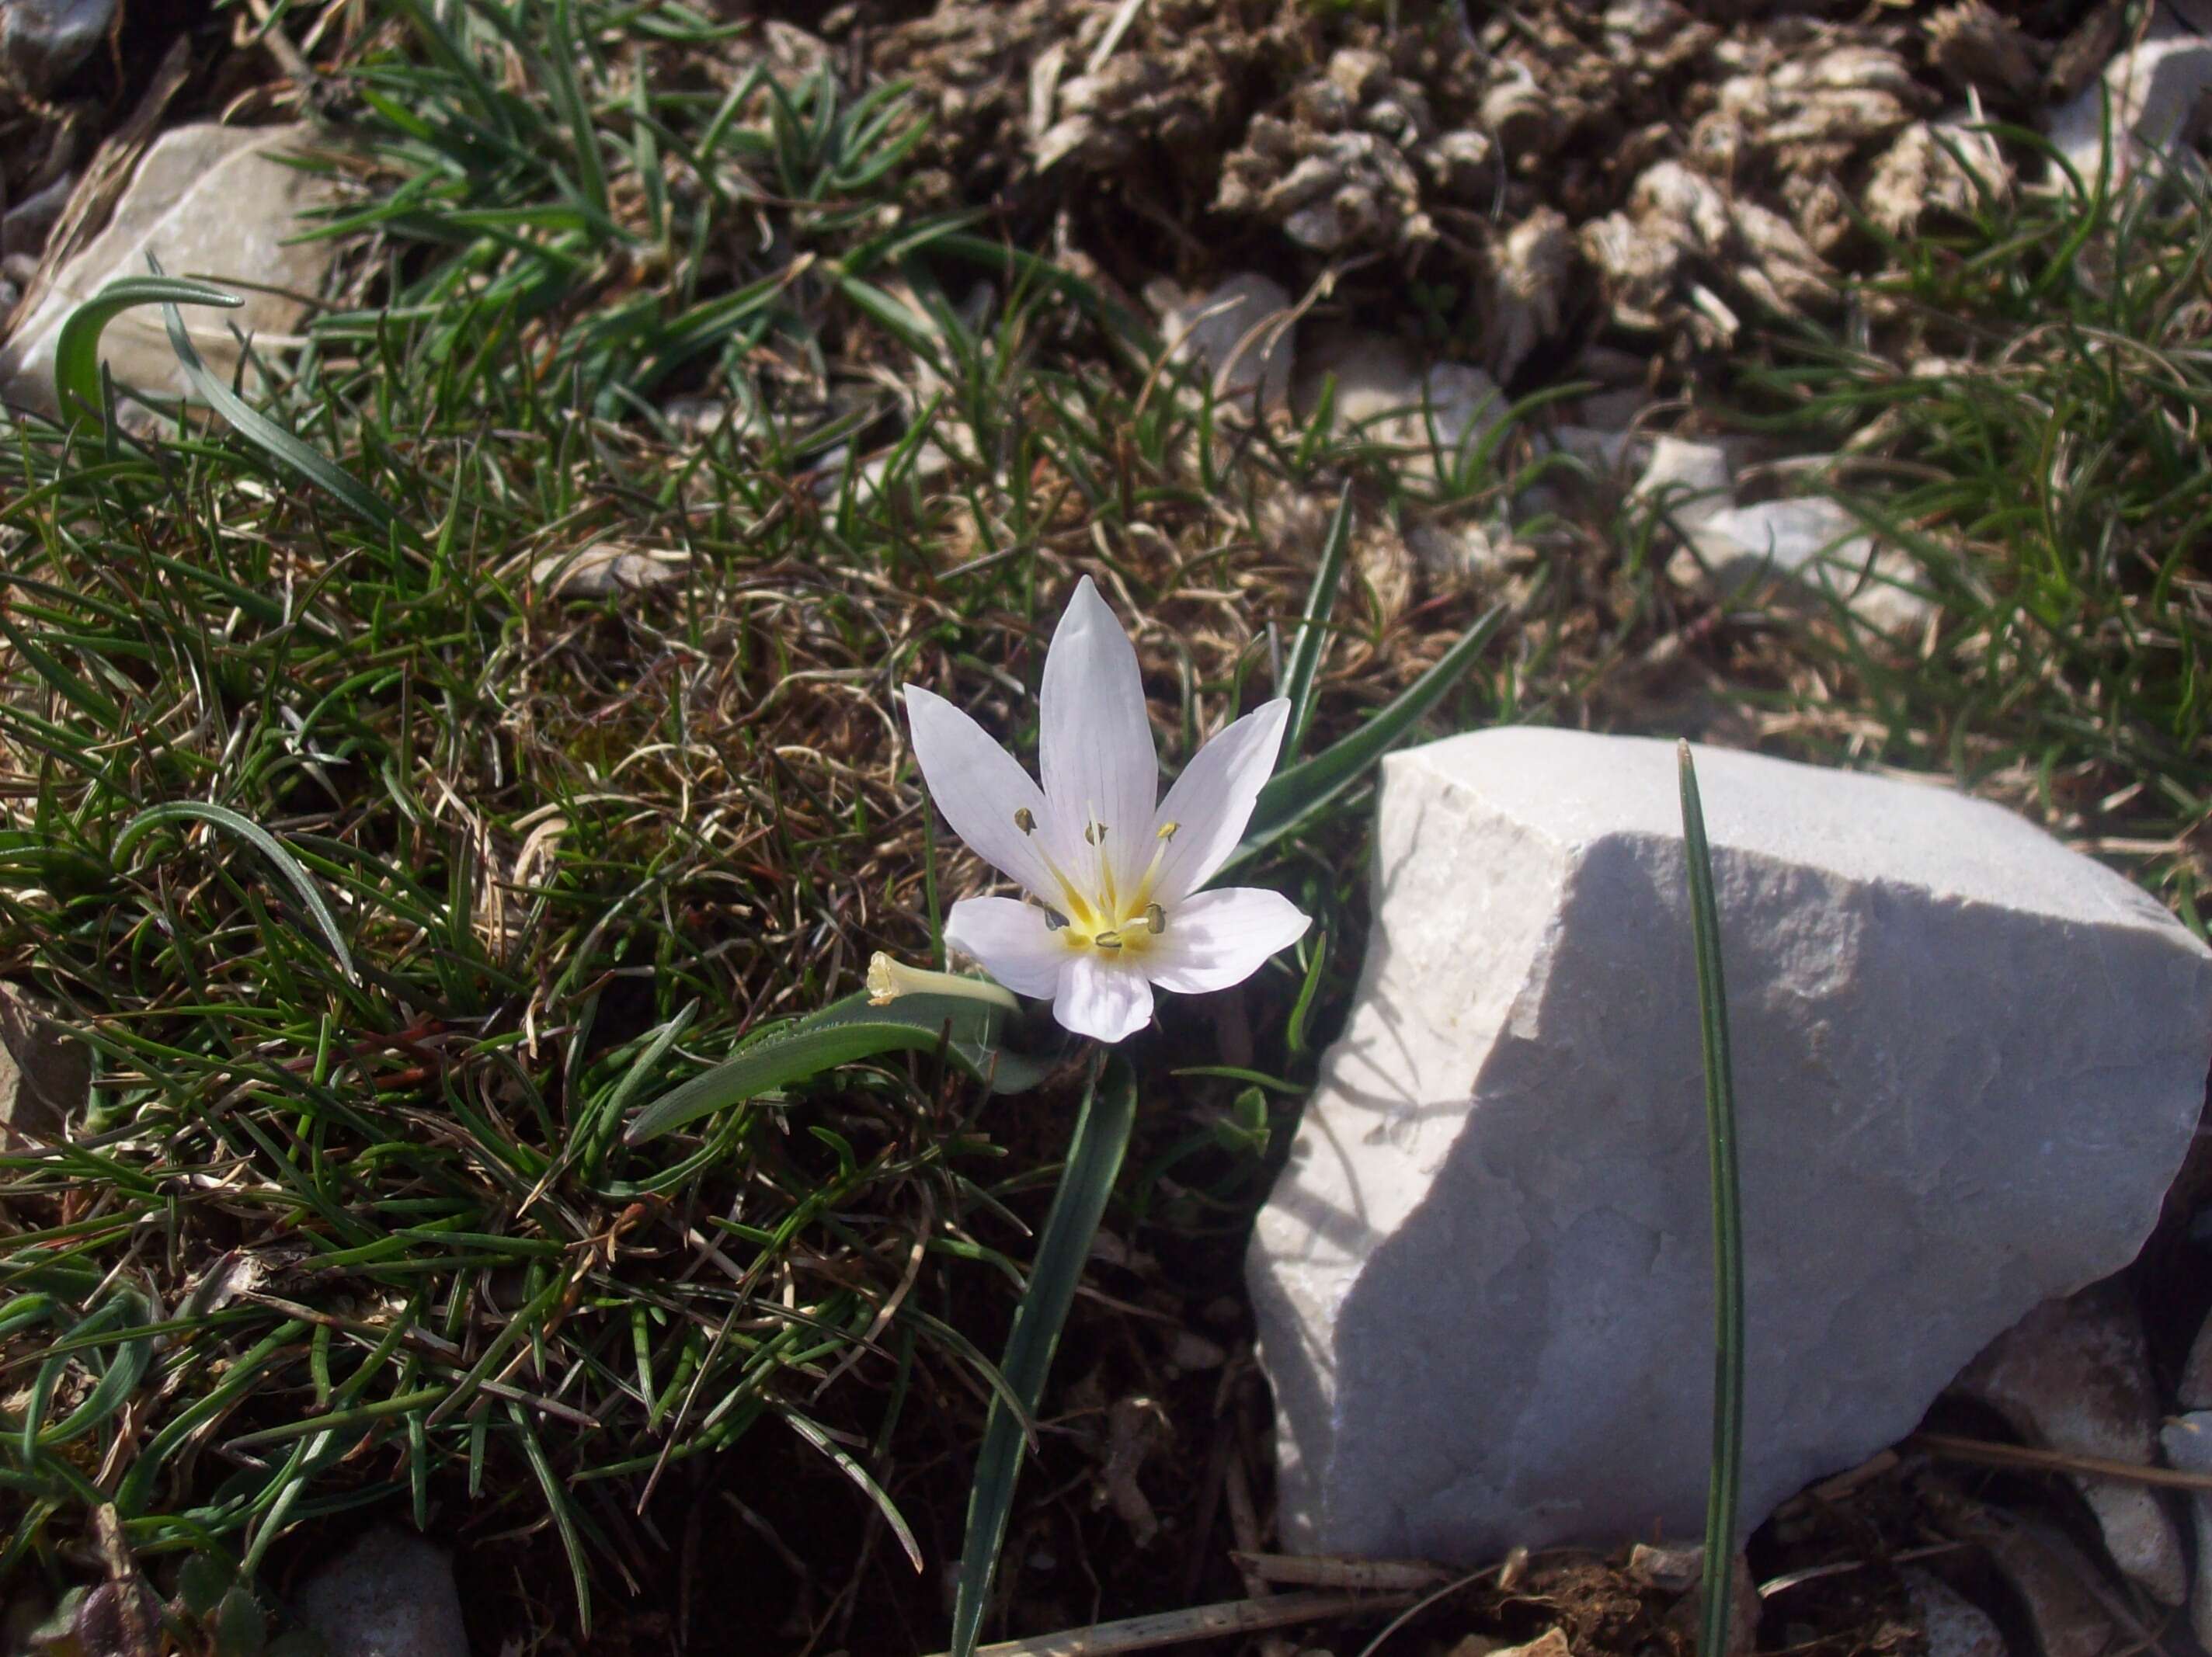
[1044,909,1069,932]
[1094,929,1123,950]
[1144,902,1165,935]
[1014,808,1035,835]
[1156,822,1179,841]
[1084,820,1108,846]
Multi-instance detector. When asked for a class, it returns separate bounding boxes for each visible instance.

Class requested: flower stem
[949,1050,1136,1657]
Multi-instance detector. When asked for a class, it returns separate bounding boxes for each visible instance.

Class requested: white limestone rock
[1674,496,1935,633]
[1156,273,1295,417]
[1952,1282,2185,1603]
[0,123,338,419]
[1249,728,2212,1564]
[1292,328,1504,477]
[1630,434,1734,531]
[2047,26,2212,189]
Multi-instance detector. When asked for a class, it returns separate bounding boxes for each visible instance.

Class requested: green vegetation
[0,1,2205,1646]
[1738,151,2212,928]
[0,0,1527,1638]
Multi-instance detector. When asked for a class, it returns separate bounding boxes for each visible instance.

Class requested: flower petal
[1053,953,1155,1043]
[944,896,1065,998]
[1146,698,1290,902]
[1143,887,1310,995]
[903,685,1060,900]
[1038,576,1157,897]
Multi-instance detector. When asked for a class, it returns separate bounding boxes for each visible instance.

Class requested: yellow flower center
[1017,811,1179,961]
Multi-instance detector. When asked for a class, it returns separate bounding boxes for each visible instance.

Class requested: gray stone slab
[1250,728,2212,1562]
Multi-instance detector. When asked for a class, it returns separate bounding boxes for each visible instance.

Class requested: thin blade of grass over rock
[153,267,416,546]
[50,276,242,428]
[1678,742,1745,1657]
[951,1054,1138,1657]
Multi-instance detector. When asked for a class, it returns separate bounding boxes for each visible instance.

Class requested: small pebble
[294,1527,468,1657]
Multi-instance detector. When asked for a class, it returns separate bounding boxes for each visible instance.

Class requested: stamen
[1044,909,1069,931]
[1144,902,1165,935]
[1020,823,1100,933]
[1132,825,1179,907]
[1094,929,1123,950]
[1014,808,1035,835]
[1084,809,1118,915]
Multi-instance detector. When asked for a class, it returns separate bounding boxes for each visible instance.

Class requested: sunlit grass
[1727,152,2212,931]
[0,0,1533,1633]
[5,0,2207,1644]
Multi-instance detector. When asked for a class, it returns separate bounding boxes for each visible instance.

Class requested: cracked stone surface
[1249,728,2212,1562]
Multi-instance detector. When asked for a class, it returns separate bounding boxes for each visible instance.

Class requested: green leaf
[1285,928,1327,1058]
[1233,596,1511,862]
[150,262,417,546]
[26,1586,87,1648]
[1212,1086,1271,1155]
[176,1553,235,1619]
[1281,485,1354,758]
[509,1400,592,1638]
[949,1054,1136,1657]
[110,801,356,985]
[544,0,610,217]
[14,1289,151,1455]
[51,276,242,427]
[1678,742,1746,1657]
[214,1584,269,1657]
[623,991,1049,1145]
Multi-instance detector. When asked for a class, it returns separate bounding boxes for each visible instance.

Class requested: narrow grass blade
[623,992,1048,1145]
[16,1291,150,1455]
[949,1054,1136,1657]
[509,1399,593,1637]
[778,1405,923,1573]
[1677,742,1745,1657]
[1281,485,1353,759]
[152,266,416,546]
[51,276,242,426]
[110,802,356,984]
[544,0,610,217]
[1235,597,1510,862]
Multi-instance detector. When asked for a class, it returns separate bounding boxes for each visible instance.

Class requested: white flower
[903,577,1312,1044]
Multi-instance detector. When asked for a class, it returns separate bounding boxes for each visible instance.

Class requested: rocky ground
[2,0,2210,1654]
